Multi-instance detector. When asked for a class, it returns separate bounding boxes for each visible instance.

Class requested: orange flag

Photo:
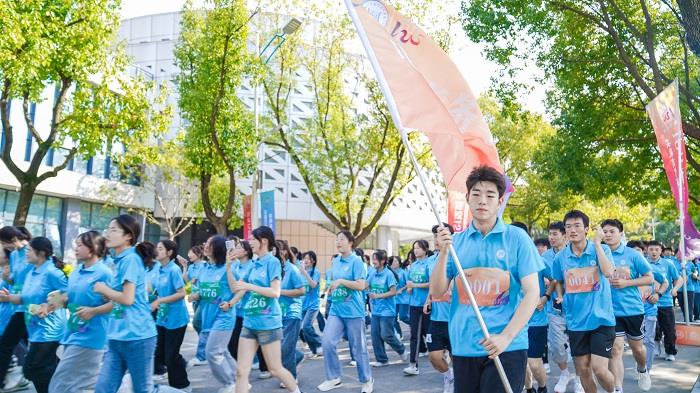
[345,0,503,193]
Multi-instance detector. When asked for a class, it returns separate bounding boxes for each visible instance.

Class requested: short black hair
[647,240,663,248]
[534,238,550,248]
[601,219,623,232]
[252,226,276,252]
[511,221,529,233]
[563,210,589,228]
[337,230,356,246]
[466,166,506,197]
[431,223,454,234]
[662,247,674,253]
[627,240,644,249]
[548,221,565,235]
[111,215,141,246]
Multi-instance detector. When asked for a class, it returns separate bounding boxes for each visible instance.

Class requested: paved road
[18,320,700,393]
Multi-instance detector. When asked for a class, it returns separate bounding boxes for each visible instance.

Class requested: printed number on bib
[612,266,631,280]
[199,282,220,303]
[67,303,88,333]
[370,283,386,295]
[456,268,510,307]
[331,286,350,302]
[111,302,124,319]
[156,303,169,321]
[565,267,600,294]
[410,269,427,283]
[244,293,271,316]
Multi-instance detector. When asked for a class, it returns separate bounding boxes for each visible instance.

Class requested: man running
[647,241,682,361]
[601,219,653,392]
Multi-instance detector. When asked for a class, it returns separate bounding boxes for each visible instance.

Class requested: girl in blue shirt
[142,242,167,379]
[300,251,322,356]
[49,231,113,393]
[0,237,67,393]
[184,245,208,366]
[404,240,433,375]
[93,215,158,393]
[225,240,254,364]
[390,255,409,336]
[276,240,306,380]
[226,226,300,393]
[152,240,190,391]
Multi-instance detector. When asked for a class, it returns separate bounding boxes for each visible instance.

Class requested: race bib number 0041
[565,267,600,294]
[456,268,510,307]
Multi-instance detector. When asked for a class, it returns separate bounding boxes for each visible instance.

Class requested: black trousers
[409,306,430,363]
[154,325,190,389]
[453,350,528,393]
[23,341,59,393]
[678,291,695,323]
[228,316,244,360]
[655,306,677,355]
[0,313,28,385]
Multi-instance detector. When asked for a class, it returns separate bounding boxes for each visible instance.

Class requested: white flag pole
[673,80,690,325]
[343,1,513,391]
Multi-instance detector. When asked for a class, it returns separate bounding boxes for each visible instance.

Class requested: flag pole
[674,80,690,325]
[343,1,513,391]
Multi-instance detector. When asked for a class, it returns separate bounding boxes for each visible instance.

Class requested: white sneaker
[252,361,260,370]
[179,387,193,393]
[348,360,357,366]
[443,373,455,393]
[318,378,343,391]
[153,373,168,383]
[638,370,652,392]
[544,363,551,374]
[1,376,30,393]
[655,341,662,357]
[400,351,410,363]
[361,378,374,393]
[217,384,235,393]
[418,351,428,358]
[403,363,419,375]
[573,377,585,393]
[186,358,206,371]
[665,354,676,361]
[258,371,272,379]
[554,371,570,392]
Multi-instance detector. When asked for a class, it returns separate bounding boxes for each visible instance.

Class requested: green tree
[461,0,700,217]
[261,4,435,243]
[175,0,261,234]
[0,0,171,226]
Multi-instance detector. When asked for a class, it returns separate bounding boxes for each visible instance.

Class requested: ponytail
[135,241,157,269]
[28,237,64,275]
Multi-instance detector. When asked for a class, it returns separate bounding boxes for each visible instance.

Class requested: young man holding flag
[431,166,542,393]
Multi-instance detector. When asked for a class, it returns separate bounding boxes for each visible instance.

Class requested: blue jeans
[196,331,209,361]
[371,315,406,363]
[282,318,304,378]
[322,315,372,383]
[302,309,323,354]
[95,336,157,393]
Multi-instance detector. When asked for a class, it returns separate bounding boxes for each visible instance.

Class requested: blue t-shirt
[198,263,235,332]
[302,269,321,312]
[242,253,283,330]
[393,268,409,305]
[22,261,68,342]
[676,259,697,292]
[155,260,190,330]
[9,246,32,314]
[553,241,616,331]
[62,261,113,349]
[367,268,397,317]
[643,271,667,317]
[692,261,700,293]
[541,248,563,314]
[145,265,160,303]
[528,256,550,327]
[0,278,13,335]
[445,219,543,357]
[187,261,206,284]
[280,261,305,320]
[102,255,115,272]
[234,260,255,318]
[427,254,451,322]
[408,257,431,307]
[609,245,652,317]
[328,253,367,319]
[648,257,679,308]
[107,247,157,341]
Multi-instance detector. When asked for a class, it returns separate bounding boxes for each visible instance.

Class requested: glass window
[2,191,18,224]
[45,197,62,225]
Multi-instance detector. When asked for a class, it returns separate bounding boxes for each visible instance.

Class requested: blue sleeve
[171,268,185,290]
[668,261,680,281]
[49,270,68,291]
[387,272,397,289]
[121,257,140,284]
[653,271,666,286]
[352,259,365,281]
[634,253,651,276]
[552,255,563,281]
[268,260,281,282]
[292,268,304,289]
[541,256,552,279]
[513,228,544,283]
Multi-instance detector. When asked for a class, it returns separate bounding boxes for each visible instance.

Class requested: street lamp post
[251,17,302,229]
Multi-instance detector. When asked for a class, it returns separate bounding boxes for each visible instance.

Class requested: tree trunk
[211,219,227,235]
[13,181,38,226]
[678,0,700,57]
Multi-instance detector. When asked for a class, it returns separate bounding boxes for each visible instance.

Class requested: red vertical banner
[243,195,252,241]
[448,191,470,233]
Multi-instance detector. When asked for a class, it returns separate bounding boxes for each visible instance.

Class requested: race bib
[199,282,220,303]
[11,283,22,294]
[370,283,386,295]
[67,303,88,333]
[156,303,169,322]
[565,267,600,294]
[111,302,124,319]
[244,293,271,316]
[280,300,289,315]
[612,266,631,280]
[304,284,311,293]
[331,285,350,302]
[409,269,427,283]
[456,268,510,307]
[433,290,452,303]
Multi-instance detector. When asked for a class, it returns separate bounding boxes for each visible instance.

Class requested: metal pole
[677,91,690,325]
[342,1,512,390]
[251,32,261,229]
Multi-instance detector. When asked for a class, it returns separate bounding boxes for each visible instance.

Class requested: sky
[119,0,546,114]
